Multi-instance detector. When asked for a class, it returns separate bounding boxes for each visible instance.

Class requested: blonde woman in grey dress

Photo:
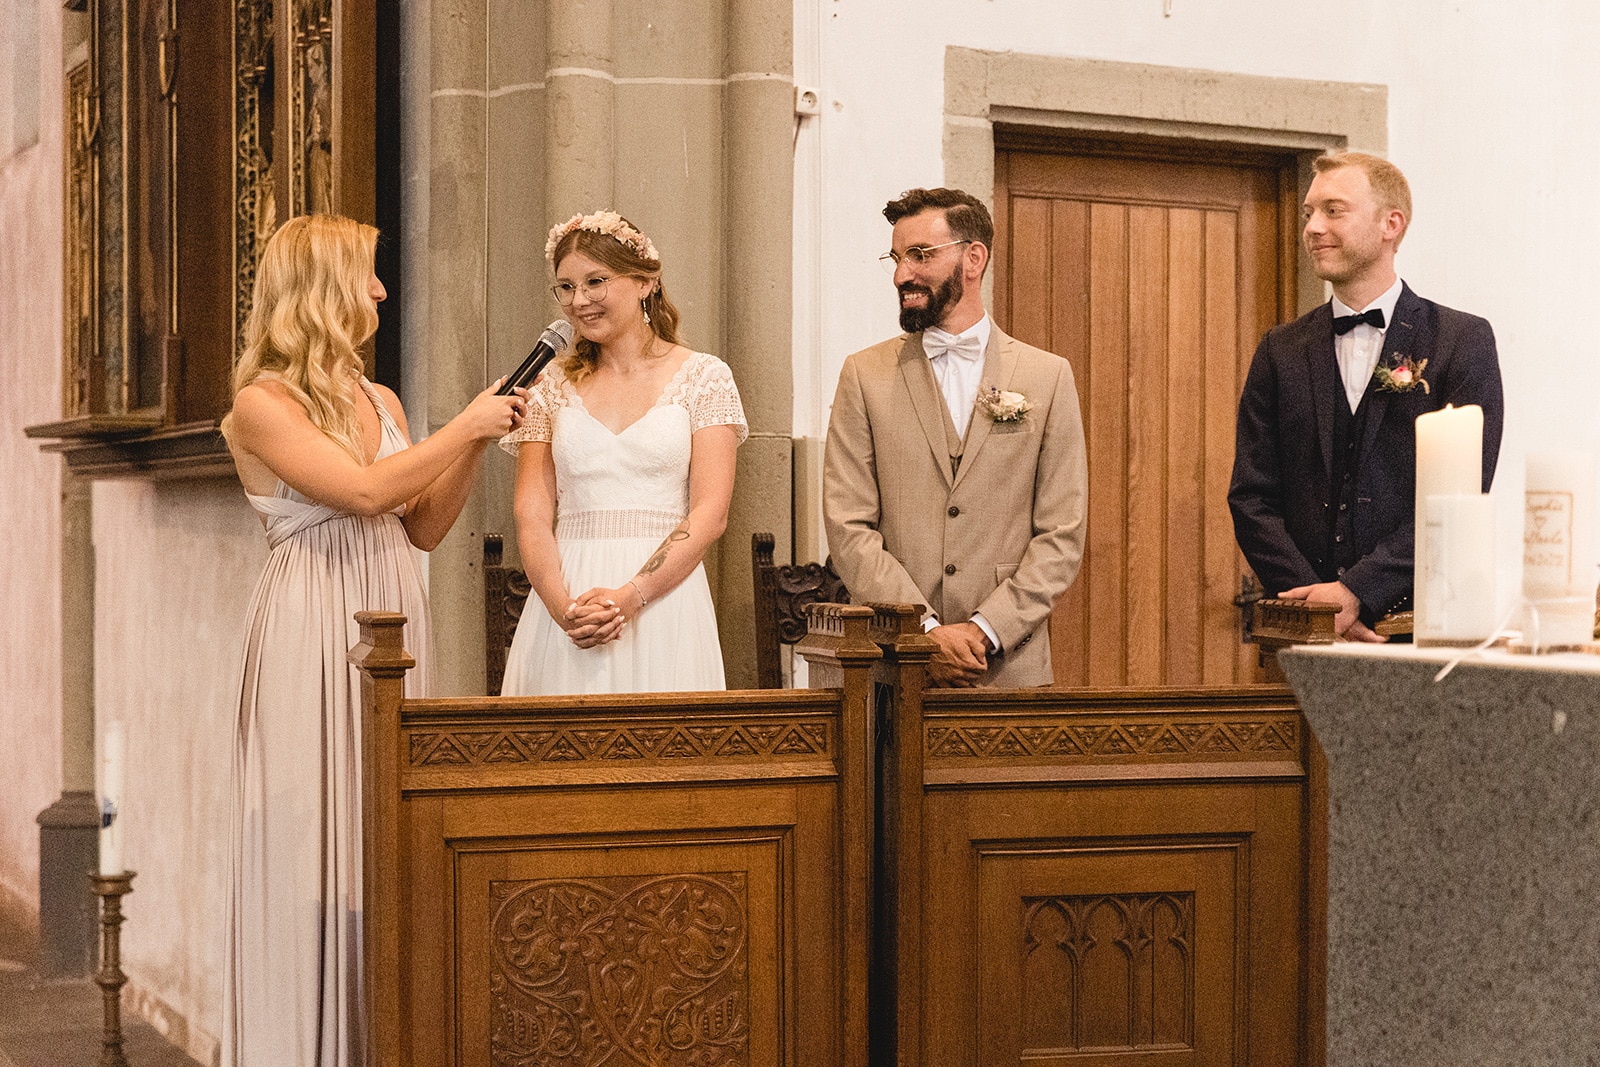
[218,214,527,1066]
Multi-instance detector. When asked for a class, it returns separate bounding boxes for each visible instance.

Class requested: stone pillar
[417,0,793,691]
[422,0,490,695]
[718,0,793,687]
[546,0,613,216]
[36,471,98,977]
[482,1,550,569]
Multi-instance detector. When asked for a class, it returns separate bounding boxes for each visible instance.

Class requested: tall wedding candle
[1524,450,1598,648]
[1416,494,1497,644]
[99,720,125,875]
[1414,405,1484,637]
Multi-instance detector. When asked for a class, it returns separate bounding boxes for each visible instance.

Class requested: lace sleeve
[683,354,748,444]
[497,369,561,455]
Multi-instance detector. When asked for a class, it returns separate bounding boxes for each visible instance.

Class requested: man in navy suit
[1229,152,1504,641]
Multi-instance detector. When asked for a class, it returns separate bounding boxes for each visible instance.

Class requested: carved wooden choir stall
[352,604,1323,1067]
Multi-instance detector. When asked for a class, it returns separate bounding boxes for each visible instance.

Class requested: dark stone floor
[0,915,203,1067]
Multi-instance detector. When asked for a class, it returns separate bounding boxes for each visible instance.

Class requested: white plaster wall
[0,0,65,922]
[794,0,1600,596]
[93,479,264,1059]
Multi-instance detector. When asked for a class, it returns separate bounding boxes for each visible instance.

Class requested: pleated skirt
[222,512,430,1067]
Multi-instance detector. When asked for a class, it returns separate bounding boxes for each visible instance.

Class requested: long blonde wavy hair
[219,214,380,463]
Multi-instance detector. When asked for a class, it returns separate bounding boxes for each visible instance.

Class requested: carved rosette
[1023,892,1195,1051]
[234,0,273,355]
[490,872,750,1066]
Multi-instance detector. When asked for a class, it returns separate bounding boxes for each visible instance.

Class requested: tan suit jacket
[823,324,1088,687]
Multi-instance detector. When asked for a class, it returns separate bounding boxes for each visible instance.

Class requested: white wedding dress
[498,351,746,695]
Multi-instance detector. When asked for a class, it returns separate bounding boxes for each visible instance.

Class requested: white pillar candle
[1416,494,1497,644]
[1523,451,1598,648]
[1414,405,1484,637]
[99,720,124,876]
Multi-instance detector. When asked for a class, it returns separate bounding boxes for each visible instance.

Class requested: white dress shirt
[923,315,992,438]
[1331,277,1404,413]
[920,314,1000,653]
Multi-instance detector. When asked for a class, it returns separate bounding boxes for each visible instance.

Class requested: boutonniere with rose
[976,385,1032,423]
[1372,354,1430,394]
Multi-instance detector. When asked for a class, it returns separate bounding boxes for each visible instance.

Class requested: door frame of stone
[942,48,1388,320]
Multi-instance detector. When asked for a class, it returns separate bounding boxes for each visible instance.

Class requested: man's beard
[898,268,964,333]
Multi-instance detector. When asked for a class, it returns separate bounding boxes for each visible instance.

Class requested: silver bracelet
[628,579,649,607]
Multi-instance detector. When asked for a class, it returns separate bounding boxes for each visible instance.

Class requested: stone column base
[36,789,100,977]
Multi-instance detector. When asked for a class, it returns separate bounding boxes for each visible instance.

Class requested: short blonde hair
[1314,152,1412,247]
[220,214,380,462]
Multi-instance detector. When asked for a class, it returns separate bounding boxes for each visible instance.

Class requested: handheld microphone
[496,319,575,395]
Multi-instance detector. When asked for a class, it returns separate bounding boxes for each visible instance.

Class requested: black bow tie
[1332,307,1386,335]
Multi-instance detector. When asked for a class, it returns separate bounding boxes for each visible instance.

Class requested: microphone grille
[544,319,575,351]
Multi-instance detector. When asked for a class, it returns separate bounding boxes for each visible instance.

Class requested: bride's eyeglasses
[551,277,613,306]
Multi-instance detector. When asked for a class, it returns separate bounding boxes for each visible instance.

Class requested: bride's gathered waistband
[556,508,684,541]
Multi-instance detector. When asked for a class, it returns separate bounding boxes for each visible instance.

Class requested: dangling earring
[641,298,651,327]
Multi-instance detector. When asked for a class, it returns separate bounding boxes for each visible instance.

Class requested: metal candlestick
[89,871,135,1067]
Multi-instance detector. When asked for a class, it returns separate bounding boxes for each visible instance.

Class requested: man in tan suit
[824,188,1088,687]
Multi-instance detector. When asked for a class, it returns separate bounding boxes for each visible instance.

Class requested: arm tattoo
[639,521,690,575]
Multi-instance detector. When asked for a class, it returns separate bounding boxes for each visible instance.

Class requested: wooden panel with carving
[355,608,885,1067]
[460,847,771,1066]
[398,762,839,1067]
[980,845,1239,1066]
[913,687,1312,1067]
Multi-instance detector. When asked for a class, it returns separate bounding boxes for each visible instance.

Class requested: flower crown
[544,210,660,266]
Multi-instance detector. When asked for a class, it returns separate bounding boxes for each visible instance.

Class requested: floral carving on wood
[490,872,750,1066]
[1023,892,1194,1052]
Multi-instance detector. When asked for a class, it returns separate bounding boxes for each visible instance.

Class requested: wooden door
[994,139,1298,688]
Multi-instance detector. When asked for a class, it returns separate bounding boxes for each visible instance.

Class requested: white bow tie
[924,332,983,362]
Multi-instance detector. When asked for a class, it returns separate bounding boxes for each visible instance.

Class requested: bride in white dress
[499,211,746,695]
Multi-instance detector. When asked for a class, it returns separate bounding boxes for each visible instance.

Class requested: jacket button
[948,506,960,517]
[944,564,957,575]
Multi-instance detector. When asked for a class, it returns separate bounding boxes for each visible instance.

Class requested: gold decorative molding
[490,873,751,1065]
[234,0,274,355]
[64,57,100,417]
[289,0,332,216]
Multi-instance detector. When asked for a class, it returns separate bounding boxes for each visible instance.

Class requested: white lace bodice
[499,351,747,539]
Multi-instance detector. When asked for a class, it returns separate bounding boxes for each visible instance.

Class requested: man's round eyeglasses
[552,277,612,306]
[878,239,972,274]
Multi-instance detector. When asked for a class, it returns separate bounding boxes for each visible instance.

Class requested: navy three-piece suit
[1228,283,1505,626]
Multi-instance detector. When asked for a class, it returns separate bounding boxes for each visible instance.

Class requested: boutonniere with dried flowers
[1372,354,1430,394]
[976,385,1032,423]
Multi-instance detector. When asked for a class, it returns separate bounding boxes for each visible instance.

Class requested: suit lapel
[952,326,1018,491]
[1307,305,1338,480]
[1357,284,1425,465]
[899,334,956,489]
